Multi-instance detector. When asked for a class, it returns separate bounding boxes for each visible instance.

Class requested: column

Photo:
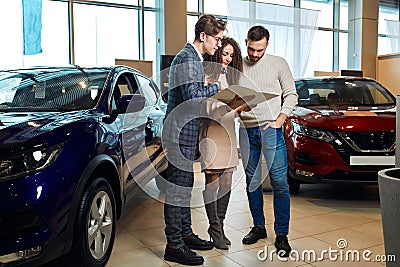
[347,0,379,78]
[164,0,187,55]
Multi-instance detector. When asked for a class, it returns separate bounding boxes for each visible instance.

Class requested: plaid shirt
[164,43,219,149]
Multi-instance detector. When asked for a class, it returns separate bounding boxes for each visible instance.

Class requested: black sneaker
[183,233,214,250]
[164,245,204,265]
[274,234,291,257]
[242,225,267,244]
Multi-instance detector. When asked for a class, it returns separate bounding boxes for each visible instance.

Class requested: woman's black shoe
[164,245,204,265]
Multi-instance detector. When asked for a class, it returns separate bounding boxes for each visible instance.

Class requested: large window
[198,0,353,77]
[0,1,23,68]
[187,14,200,43]
[187,0,199,13]
[305,30,333,76]
[378,0,400,54]
[1,0,398,77]
[144,10,157,73]
[73,4,139,65]
[198,0,400,76]
[0,0,157,72]
[205,1,229,16]
[300,0,343,75]
[339,32,348,71]
[339,0,348,30]
[0,0,70,68]
[301,0,333,29]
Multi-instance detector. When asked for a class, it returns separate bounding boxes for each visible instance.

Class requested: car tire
[288,177,301,195]
[155,169,168,193]
[66,177,116,267]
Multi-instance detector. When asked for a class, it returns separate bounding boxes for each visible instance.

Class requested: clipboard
[211,85,279,105]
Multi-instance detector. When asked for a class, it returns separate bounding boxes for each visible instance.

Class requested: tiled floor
[107,162,386,267]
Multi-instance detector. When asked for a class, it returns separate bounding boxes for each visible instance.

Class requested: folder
[211,85,279,105]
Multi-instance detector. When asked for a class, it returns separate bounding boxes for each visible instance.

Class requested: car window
[366,83,394,104]
[135,74,158,106]
[112,73,139,111]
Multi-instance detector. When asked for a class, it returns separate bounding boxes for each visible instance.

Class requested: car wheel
[155,169,168,193]
[66,177,116,267]
[288,177,301,195]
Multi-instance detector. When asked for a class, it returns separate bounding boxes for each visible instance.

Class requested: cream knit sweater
[239,54,298,128]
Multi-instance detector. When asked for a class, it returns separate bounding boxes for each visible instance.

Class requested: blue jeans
[239,126,290,235]
[164,145,195,249]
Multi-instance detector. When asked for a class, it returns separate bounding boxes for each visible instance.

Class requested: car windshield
[295,79,396,107]
[0,68,109,112]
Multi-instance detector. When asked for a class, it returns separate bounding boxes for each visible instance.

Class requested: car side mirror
[112,94,145,114]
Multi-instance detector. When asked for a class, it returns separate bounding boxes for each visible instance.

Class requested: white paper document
[211,85,279,105]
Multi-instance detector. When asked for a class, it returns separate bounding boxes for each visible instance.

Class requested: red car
[284,77,396,194]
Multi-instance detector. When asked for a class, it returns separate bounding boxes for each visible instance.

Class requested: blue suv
[0,66,167,266]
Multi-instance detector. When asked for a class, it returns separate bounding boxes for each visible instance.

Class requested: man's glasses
[213,36,222,44]
[205,33,222,44]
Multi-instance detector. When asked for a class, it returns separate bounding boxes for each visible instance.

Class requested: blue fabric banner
[22,0,43,55]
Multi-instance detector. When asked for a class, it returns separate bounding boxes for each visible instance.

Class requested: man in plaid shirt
[162,15,226,266]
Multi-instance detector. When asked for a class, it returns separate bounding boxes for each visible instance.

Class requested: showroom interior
[1,0,400,266]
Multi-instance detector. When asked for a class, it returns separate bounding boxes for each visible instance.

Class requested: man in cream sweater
[239,25,298,257]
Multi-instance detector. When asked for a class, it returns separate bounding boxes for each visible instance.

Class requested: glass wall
[0,1,25,68]
[1,0,399,76]
[298,0,349,74]
[204,1,229,16]
[187,15,199,43]
[162,0,399,78]
[197,0,400,76]
[197,0,351,76]
[187,0,199,13]
[305,30,334,76]
[0,0,70,68]
[339,0,348,30]
[339,32,348,71]
[301,0,333,29]
[378,0,400,54]
[73,4,140,65]
[0,0,157,73]
[144,10,157,65]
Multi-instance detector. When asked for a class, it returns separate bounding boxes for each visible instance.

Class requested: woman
[200,37,250,249]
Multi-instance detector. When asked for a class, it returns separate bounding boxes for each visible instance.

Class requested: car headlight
[292,121,335,143]
[0,144,62,181]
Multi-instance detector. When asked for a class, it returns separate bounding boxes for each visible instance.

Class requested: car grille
[338,131,395,152]
[334,131,395,171]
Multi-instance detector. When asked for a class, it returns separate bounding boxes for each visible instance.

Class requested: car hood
[292,105,396,131]
[0,111,95,152]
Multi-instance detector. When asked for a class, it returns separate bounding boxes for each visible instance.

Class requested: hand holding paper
[211,85,279,106]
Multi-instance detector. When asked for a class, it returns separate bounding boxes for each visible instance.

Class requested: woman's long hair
[204,37,243,86]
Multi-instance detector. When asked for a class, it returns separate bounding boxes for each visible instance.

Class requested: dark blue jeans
[164,145,195,249]
[239,126,290,235]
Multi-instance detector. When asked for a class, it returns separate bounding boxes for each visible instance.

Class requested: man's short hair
[194,14,226,40]
[247,25,270,42]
